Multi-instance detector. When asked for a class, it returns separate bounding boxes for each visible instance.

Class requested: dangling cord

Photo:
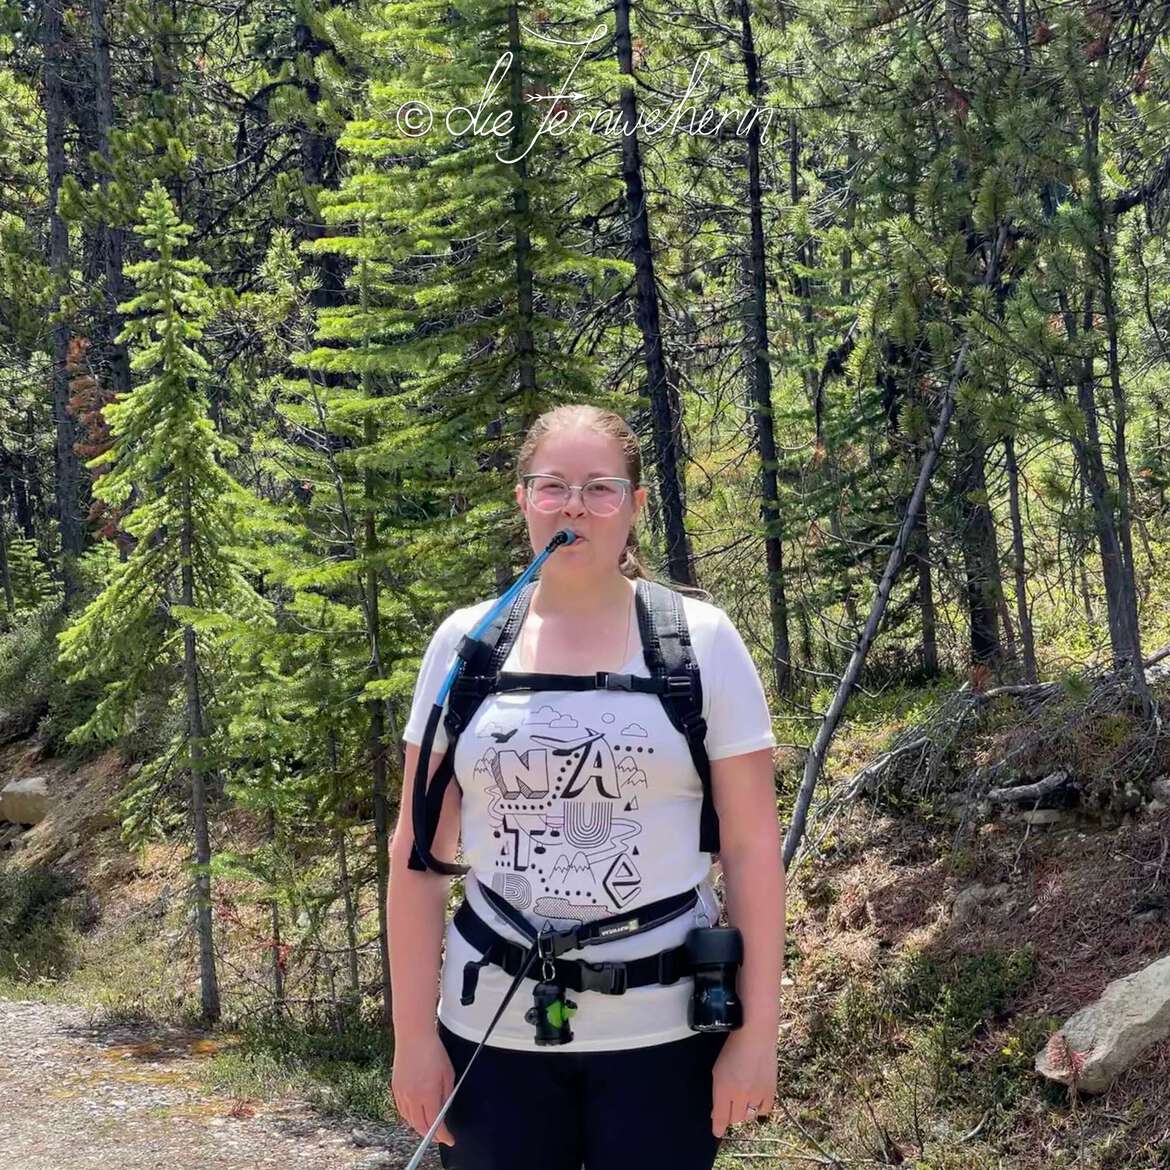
[402,938,542,1170]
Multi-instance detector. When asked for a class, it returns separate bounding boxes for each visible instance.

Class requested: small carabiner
[537,924,557,981]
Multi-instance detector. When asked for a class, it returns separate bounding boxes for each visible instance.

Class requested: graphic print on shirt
[474,704,652,923]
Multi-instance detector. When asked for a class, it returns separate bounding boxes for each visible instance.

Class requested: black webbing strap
[457,670,676,695]
[478,878,698,949]
[635,580,718,853]
[454,899,692,1001]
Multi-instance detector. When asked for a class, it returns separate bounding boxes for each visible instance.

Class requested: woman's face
[515,428,646,575]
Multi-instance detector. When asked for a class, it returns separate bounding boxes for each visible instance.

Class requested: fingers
[712,1092,773,1137]
[711,1089,732,1138]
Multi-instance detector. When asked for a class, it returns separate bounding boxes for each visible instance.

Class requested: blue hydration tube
[401,528,578,1167]
[409,526,578,875]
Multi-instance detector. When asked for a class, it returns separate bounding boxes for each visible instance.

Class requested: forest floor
[3,702,1170,1169]
[0,997,434,1170]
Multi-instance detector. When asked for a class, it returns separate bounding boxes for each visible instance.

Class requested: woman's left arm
[709,746,785,1137]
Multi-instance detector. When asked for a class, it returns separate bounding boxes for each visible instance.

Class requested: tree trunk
[363,413,394,1033]
[613,0,693,585]
[785,337,971,867]
[1095,133,1147,686]
[181,484,221,1024]
[267,807,286,1015]
[1058,281,1148,704]
[44,0,84,606]
[507,5,538,408]
[955,420,1002,667]
[90,0,131,398]
[739,0,791,694]
[329,730,362,998]
[1004,433,1038,682]
[294,14,345,312]
[0,510,13,615]
[913,494,939,678]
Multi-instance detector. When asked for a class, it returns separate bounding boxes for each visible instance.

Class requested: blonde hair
[516,404,710,599]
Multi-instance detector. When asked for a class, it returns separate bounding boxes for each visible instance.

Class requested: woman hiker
[389,404,785,1170]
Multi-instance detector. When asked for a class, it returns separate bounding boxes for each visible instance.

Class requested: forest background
[1,2,1170,1167]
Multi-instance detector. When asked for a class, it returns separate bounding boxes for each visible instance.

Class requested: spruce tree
[58,181,270,1023]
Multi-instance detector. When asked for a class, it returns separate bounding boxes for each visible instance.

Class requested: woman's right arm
[388,737,462,1144]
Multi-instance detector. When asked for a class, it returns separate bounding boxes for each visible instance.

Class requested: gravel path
[0,998,438,1170]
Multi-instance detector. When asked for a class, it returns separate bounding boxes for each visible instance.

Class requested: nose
[561,486,588,515]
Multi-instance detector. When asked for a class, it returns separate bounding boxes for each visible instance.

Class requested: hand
[391,1030,457,1147]
[711,1029,777,1138]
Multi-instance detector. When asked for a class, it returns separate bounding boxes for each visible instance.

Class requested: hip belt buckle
[578,959,628,995]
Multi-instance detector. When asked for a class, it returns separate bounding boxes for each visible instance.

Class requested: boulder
[1035,953,1170,1093]
[0,775,50,826]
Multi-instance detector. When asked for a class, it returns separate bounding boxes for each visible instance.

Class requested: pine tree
[58,180,271,1023]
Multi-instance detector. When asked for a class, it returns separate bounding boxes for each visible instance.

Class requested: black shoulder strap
[408,585,537,872]
[635,579,720,854]
[444,582,536,737]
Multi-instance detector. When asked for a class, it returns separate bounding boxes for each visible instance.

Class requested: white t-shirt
[402,583,776,1052]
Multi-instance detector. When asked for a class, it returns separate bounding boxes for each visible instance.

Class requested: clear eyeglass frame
[521,473,632,517]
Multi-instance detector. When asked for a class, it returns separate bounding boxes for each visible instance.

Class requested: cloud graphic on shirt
[525,704,562,725]
[548,713,579,730]
[480,721,508,737]
[620,721,648,737]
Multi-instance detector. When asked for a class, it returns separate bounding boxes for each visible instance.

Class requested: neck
[531,570,634,618]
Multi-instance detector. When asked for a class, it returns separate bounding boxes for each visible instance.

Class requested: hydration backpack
[407,576,718,872]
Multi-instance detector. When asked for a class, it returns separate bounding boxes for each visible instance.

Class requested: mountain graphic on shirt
[547,851,600,899]
[618,761,647,790]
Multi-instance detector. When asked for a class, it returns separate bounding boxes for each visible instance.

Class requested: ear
[515,481,527,513]
[632,484,647,523]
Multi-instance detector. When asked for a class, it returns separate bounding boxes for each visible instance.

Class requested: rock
[0,776,50,825]
[1151,776,1170,804]
[951,882,1010,926]
[1145,799,1167,815]
[1008,808,1069,827]
[1035,953,1170,1093]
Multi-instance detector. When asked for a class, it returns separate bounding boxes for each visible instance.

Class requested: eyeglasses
[522,474,632,516]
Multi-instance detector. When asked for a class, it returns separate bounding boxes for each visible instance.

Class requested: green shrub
[198,1002,393,1120]
[0,862,81,985]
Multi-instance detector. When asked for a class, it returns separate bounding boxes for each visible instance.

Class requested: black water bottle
[685,927,743,1032]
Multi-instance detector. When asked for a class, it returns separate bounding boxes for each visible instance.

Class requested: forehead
[530,428,626,474]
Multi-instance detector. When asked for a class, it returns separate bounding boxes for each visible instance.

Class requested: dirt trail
[0,999,437,1170]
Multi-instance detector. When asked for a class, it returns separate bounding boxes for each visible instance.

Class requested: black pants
[437,1021,728,1170]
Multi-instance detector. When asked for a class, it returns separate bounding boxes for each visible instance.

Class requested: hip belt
[453,878,744,1048]
[454,896,693,1002]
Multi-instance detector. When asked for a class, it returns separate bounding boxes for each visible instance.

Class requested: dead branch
[987,769,1072,804]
